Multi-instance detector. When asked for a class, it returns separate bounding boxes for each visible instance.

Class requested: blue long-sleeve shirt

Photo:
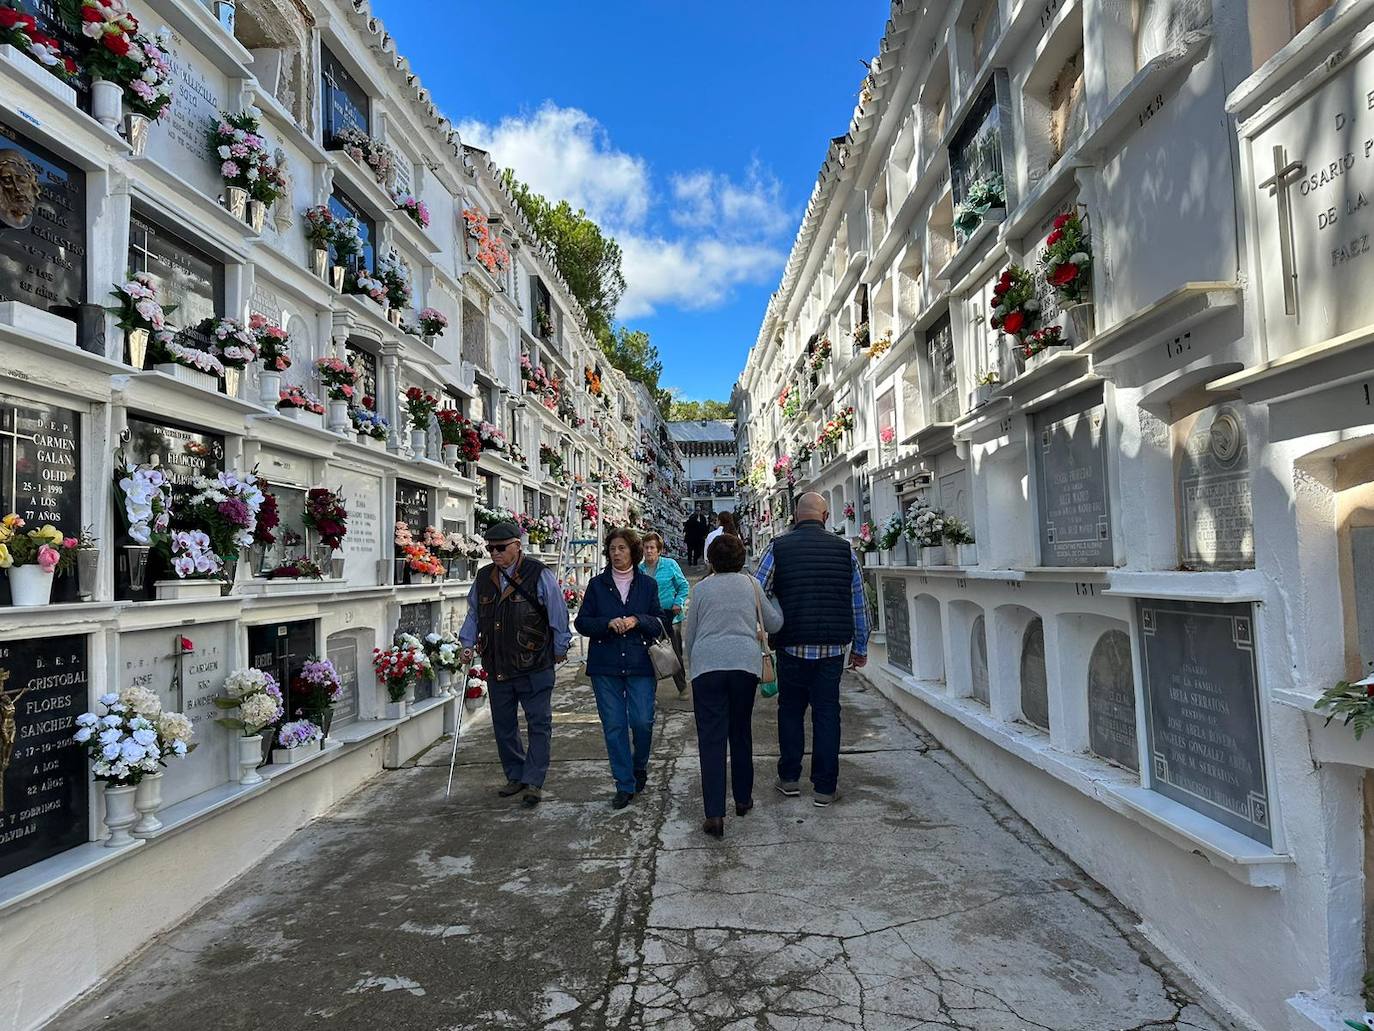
[754,543,869,658]
[459,565,573,657]
[639,556,690,624]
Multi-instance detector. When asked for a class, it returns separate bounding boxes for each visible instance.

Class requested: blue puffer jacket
[575,567,663,677]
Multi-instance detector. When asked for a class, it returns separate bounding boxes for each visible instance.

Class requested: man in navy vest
[754,492,869,807]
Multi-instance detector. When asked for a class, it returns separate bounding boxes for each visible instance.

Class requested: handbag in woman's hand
[751,576,778,695]
[649,634,682,681]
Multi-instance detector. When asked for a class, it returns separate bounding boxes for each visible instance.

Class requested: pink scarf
[611,566,634,603]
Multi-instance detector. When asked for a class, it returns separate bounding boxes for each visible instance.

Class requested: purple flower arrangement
[276,719,322,750]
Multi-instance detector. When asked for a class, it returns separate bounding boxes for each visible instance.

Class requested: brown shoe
[735,800,753,817]
[702,817,724,838]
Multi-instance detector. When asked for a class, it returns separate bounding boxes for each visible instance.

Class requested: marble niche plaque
[248,620,316,721]
[0,119,87,318]
[0,394,81,604]
[336,468,382,586]
[1348,525,1374,675]
[1137,599,1271,845]
[398,602,435,701]
[119,623,232,806]
[881,577,912,675]
[395,480,431,537]
[326,631,361,727]
[1177,404,1253,571]
[969,614,990,705]
[1020,619,1050,730]
[1033,389,1113,567]
[1087,629,1139,772]
[143,29,227,198]
[0,633,88,879]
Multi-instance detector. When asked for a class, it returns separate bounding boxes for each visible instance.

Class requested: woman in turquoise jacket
[641,531,690,694]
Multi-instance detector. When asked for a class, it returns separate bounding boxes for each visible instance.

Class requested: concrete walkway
[53,665,1229,1030]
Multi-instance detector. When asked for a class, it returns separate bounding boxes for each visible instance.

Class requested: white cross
[1257,144,1305,316]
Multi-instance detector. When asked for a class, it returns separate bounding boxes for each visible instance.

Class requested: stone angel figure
[272,148,294,234]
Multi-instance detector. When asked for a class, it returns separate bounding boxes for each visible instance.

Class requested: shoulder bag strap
[500,565,550,626]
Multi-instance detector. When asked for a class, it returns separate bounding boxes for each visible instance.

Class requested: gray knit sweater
[683,572,784,679]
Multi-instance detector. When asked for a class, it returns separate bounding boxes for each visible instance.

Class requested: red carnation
[1050,262,1079,286]
[993,281,1008,296]
[1046,229,1063,246]
[102,32,130,56]
[80,4,104,20]
[0,8,30,28]
[63,57,77,73]
[1053,212,1071,229]
[1002,310,1025,335]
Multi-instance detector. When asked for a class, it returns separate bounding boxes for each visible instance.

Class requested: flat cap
[483,520,521,542]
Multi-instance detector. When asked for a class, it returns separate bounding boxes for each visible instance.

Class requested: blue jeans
[776,652,845,794]
[590,675,657,794]
[487,668,556,788]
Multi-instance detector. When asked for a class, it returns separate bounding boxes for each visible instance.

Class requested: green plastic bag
[759,679,779,699]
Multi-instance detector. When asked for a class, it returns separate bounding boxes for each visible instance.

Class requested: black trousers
[691,669,758,818]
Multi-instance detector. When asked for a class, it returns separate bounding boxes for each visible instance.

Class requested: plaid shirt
[754,542,869,659]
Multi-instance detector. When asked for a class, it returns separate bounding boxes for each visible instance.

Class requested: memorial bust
[0,149,40,230]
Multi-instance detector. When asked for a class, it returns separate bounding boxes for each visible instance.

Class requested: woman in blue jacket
[640,531,690,694]
[575,526,664,809]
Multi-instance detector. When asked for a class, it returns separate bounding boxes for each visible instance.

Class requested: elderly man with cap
[459,519,572,808]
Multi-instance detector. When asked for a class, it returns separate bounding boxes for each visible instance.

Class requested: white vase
[154,579,222,601]
[442,443,459,464]
[272,746,314,766]
[309,248,328,278]
[132,771,164,836]
[247,199,267,234]
[90,78,123,131]
[278,406,323,428]
[126,327,149,369]
[464,695,483,713]
[383,700,407,720]
[154,362,218,393]
[330,266,345,291]
[410,428,427,456]
[327,399,351,433]
[124,113,151,156]
[223,365,241,398]
[102,783,138,848]
[387,308,403,327]
[921,545,948,567]
[238,734,264,785]
[8,564,53,606]
[259,369,281,405]
[956,543,979,567]
[1064,302,1096,346]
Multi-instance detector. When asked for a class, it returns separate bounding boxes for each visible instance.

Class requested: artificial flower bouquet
[332,127,394,185]
[403,387,439,431]
[989,264,1039,340]
[315,356,357,402]
[216,667,284,736]
[855,521,878,553]
[879,425,897,445]
[149,329,224,377]
[578,492,599,524]
[73,690,185,786]
[254,489,279,551]
[114,459,171,546]
[878,513,904,551]
[302,487,348,550]
[302,204,336,249]
[109,272,174,335]
[200,316,258,369]
[536,305,554,338]
[942,517,975,546]
[264,559,324,580]
[1,4,78,84]
[351,406,389,440]
[277,385,325,415]
[206,108,286,205]
[843,502,856,520]
[0,514,78,574]
[295,657,343,713]
[179,470,264,568]
[417,307,447,337]
[903,504,946,547]
[276,719,322,750]
[372,638,431,703]
[344,267,386,305]
[475,421,506,451]
[809,337,832,373]
[1021,325,1064,360]
[423,631,465,676]
[394,193,429,229]
[953,173,1006,238]
[464,663,488,701]
[462,207,511,274]
[249,314,291,371]
[378,257,411,311]
[1041,210,1092,305]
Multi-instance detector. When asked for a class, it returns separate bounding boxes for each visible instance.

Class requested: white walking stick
[445,648,475,799]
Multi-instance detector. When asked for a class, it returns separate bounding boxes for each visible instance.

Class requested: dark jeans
[590,674,657,794]
[692,669,758,818]
[776,652,845,794]
[661,616,687,692]
[487,667,555,787]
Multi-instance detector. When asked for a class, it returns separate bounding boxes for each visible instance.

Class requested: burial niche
[970,614,990,706]
[1087,629,1139,771]
[1020,617,1050,730]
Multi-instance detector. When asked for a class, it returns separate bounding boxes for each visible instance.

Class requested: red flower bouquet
[988,265,1039,341]
[302,488,348,550]
[1040,210,1092,305]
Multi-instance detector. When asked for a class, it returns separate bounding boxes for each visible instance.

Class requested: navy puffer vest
[771,520,855,648]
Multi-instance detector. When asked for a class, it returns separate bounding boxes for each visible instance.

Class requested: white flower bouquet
[73,693,164,785]
[903,504,946,547]
[216,667,284,735]
[423,630,466,675]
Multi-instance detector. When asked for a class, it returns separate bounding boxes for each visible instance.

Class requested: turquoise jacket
[640,556,690,625]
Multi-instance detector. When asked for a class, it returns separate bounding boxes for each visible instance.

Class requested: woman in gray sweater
[683,534,783,838]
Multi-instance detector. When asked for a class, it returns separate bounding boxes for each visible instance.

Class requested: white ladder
[553,481,603,661]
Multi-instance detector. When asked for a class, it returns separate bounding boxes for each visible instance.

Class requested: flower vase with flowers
[294,657,343,737]
[464,663,488,707]
[315,355,358,432]
[200,316,257,397]
[378,258,411,323]
[109,272,175,368]
[417,307,447,340]
[1021,325,1066,366]
[0,4,79,92]
[989,264,1040,366]
[403,387,439,456]
[272,719,322,764]
[435,409,475,465]
[344,267,386,306]
[61,0,151,129]
[0,514,78,606]
[332,127,395,186]
[72,689,164,846]
[1041,210,1095,343]
[216,667,284,783]
[953,173,1006,240]
[394,193,429,229]
[276,385,325,422]
[249,314,290,403]
[206,108,285,230]
[149,329,225,388]
[373,638,431,716]
[351,406,389,445]
[462,208,511,274]
[422,630,464,692]
[302,487,347,574]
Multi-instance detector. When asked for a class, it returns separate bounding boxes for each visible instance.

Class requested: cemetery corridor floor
[51,660,1229,1031]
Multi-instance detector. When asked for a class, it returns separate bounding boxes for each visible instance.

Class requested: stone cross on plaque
[1257,145,1305,316]
[0,406,36,508]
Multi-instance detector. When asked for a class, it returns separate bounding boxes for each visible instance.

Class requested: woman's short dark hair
[604,526,643,566]
[707,532,746,572]
[642,530,664,550]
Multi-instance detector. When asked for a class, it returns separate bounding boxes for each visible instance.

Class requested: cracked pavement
[50,662,1231,1030]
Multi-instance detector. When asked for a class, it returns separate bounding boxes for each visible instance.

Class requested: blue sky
[372,1,892,401]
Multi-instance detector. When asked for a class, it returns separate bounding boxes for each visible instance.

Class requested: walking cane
[445,647,475,799]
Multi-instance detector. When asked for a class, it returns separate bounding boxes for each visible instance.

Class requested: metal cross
[1257,144,1305,316]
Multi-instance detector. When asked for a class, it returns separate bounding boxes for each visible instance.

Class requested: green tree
[501,171,625,344]
[669,399,735,421]
[602,327,663,392]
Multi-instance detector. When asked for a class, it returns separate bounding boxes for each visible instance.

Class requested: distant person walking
[704,511,739,571]
[640,531,690,694]
[575,527,664,810]
[754,492,869,807]
[458,520,572,809]
[684,512,708,566]
[685,533,783,838]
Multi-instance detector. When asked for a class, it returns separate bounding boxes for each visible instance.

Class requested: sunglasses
[486,541,516,553]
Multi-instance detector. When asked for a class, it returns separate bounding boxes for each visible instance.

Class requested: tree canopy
[668,399,734,421]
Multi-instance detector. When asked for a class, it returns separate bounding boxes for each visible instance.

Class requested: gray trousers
[487,667,555,787]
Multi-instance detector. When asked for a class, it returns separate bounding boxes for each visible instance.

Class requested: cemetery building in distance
[0,1,684,1027]
[734,1,1374,1028]
[668,419,740,517]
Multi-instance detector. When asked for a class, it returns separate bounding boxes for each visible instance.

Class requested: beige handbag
[751,577,777,690]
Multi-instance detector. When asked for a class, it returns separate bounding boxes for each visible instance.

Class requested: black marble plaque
[1178,404,1253,571]
[1020,618,1049,730]
[127,211,222,335]
[949,79,1005,217]
[927,313,958,424]
[395,480,431,542]
[329,190,375,273]
[1087,629,1139,772]
[1137,599,1270,845]
[398,602,435,701]
[0,633,89,878]
[0,119,86,316]
[0,394,81,604]
[1033,389,1113,567]
[321,45,370,141]
[881,577,912,674]
[123,415,225,486]
[14,1,86,91]
[970,614,989,705]
[326,632,360,727]
[248,620,317,725]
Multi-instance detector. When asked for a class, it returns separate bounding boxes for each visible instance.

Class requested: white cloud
[459,104,793,320]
